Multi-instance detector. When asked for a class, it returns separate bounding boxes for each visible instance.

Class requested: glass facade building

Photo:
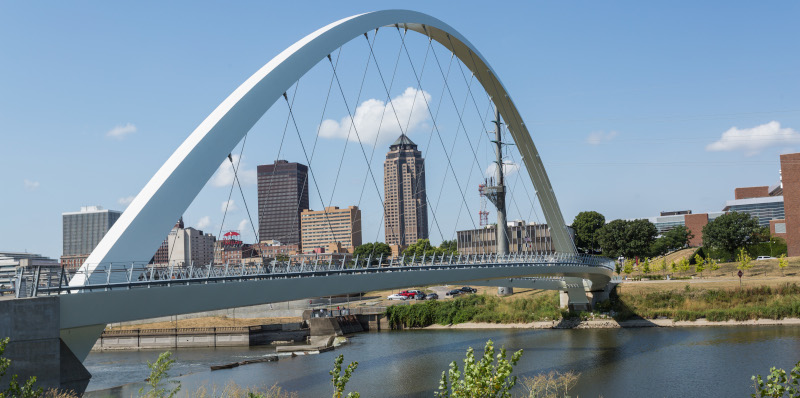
[723,196,785,227]
[257,160,309,248]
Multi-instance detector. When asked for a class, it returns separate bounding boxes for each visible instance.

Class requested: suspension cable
[395,27,478,236]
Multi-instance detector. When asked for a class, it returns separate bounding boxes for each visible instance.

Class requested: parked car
[387,293,407,300]
[426,292,439,300]
[406,289,425,299]
[459,286,477,293]
[398,290,417,298]
[446,289,462,296]
[756,256,775,260]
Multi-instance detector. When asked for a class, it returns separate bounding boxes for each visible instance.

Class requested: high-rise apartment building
[384,134,428,247]
[61,205,122,269]
[257,160,309,248]
[300,206,362,253]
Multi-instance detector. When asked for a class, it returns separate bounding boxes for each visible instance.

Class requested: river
[83,326,800,397]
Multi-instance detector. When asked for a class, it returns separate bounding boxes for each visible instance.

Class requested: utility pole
[484,107,512,296]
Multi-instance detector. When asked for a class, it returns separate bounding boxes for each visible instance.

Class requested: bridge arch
[72,9,574,286]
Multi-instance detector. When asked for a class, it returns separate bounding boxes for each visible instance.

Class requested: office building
[300,206,362,253]
[722,185,784,228]
[384,134,428,247]
[0,252,58,291]
[257,160,309,248]
[61,205,122,269]
[457,221,569,255]
[151,219,216,266]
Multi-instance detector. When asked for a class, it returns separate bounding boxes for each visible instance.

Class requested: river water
[84,326,800,397]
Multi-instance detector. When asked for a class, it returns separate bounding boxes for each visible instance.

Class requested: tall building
[723,185,784,228]
[300,206,362,253]
[61,205,122,269]
[384,134,428,247]
[257,160,309,248]
[151,219,216,266]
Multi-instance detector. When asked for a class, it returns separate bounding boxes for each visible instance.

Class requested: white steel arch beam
[72,9,574,286]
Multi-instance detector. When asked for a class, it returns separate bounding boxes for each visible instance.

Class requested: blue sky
[1,1,798,259]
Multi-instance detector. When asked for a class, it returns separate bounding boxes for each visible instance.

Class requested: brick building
[780,153,800,256]
[300,206,362,253]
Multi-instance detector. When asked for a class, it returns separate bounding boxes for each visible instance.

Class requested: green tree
[597,219,628,259]
[694,254,705,276]
[679,258,691,275]
[439,240,459,255]
[659,258,667,274]
[670,261,678,274]
[702,212,762,261]
[624,219,659,259]
[738,248,753,271]
[779,254,789,277]
[139,351,180,398]
[330,354,359,398]
[353,242,392,263]
[641,258,651,275]
[435,340,523,398]
[651,226,694,256]
[571,211,605,253]
[751,360,800,397]
[597,219,657,259]
[709,258,720,272]
[0,337,41,398]
[623,259,634,277]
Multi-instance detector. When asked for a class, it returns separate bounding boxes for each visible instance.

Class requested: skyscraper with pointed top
[384,134,428,248]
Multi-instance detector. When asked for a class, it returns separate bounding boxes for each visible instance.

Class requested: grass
[610,282,800,322]
[384,291,562,328]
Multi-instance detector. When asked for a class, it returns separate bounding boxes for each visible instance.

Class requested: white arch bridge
[6,10,615,392]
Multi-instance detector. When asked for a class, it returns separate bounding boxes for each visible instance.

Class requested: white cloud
[706,121,800,156]
[196,216,211,229]
[106,123,137,139]
[485,162,521,178]
[237,219,249,233]
[23,179,39,190]
[221,199,238,213]
[210,154,257,188]
[117,196,135,206]
[586,130,618,145]
[319,87,431,146]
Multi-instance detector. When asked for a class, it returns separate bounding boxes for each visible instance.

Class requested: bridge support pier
[559,277,592,312]
[0,297,93,395]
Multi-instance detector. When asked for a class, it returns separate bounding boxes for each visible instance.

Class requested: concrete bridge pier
[0,297,92,395]
[559,277,592,312]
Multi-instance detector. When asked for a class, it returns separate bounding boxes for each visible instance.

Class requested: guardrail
[16,252,615,297]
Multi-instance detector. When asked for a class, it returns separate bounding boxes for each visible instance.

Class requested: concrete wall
[0,297,90,394]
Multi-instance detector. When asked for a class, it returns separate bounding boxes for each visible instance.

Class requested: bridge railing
[18,253,615,297]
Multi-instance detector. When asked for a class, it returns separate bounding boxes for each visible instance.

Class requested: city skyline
[2,2,798,259]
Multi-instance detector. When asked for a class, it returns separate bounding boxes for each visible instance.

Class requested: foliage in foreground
[0,337,42,398]
[139,351,181,398]
[435,340,523,398]
[330,354,359,398]
[191,382,296,398]
[611,282,800,322]
[384,293,562,328]
[752,361,800,397]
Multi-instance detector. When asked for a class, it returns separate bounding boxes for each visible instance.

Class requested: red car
[398,290,417,298]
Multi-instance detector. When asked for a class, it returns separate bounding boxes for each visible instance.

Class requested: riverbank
[425,317,800,329]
